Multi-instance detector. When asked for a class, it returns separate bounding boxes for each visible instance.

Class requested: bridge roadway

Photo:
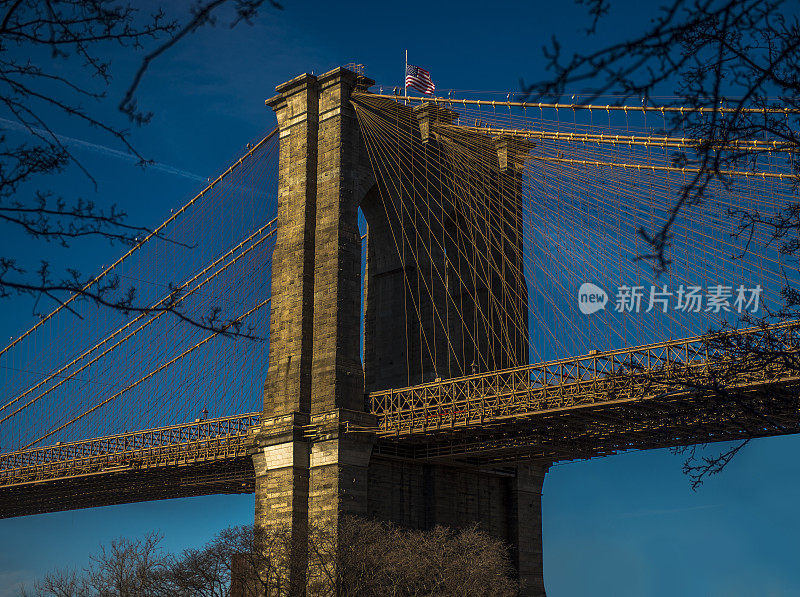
[0,414,260,517]
[2,324,800,517]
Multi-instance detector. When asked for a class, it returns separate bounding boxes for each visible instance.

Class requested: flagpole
[404,49,408,105]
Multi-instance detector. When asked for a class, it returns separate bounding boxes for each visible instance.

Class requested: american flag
[405,64,435,95]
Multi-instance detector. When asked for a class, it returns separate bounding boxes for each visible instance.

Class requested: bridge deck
[0,414,259,517]
[2,326,799,516]
[370,324,800,461]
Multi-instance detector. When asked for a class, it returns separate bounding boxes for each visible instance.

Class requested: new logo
[578,283,608,315]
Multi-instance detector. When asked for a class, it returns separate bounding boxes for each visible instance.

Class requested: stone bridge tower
[249,67,547,596]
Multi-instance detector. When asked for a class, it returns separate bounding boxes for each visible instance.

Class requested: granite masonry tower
[249,67,547,596]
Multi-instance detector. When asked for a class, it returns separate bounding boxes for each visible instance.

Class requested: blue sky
[2,0,800,595]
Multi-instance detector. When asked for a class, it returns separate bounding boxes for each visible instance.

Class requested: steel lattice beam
[2,325,800,516]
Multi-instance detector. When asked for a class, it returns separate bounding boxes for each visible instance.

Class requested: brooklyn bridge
[2,66,799,596]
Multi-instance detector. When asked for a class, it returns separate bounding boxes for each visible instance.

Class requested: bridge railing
[368,323,800,436]
[4,324,800,483]
[0,413,261,486]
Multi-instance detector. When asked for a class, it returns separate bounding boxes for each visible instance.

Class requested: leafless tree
[525,0,800,272]
[526,0,800,486]
[0,0,279,333]
[332,517,518,596]
[21,531,172,597]
[167,524,301,596]
[22,569,89,597]
[22,519,518,596]
[174,518,517,596]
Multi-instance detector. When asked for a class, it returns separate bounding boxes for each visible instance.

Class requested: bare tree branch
[0,0,279,336]
[529,0,800,486]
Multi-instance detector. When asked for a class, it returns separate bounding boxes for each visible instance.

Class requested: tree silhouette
[0,0,279,333]
[527,0,800,486]
[21,519,519,596]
